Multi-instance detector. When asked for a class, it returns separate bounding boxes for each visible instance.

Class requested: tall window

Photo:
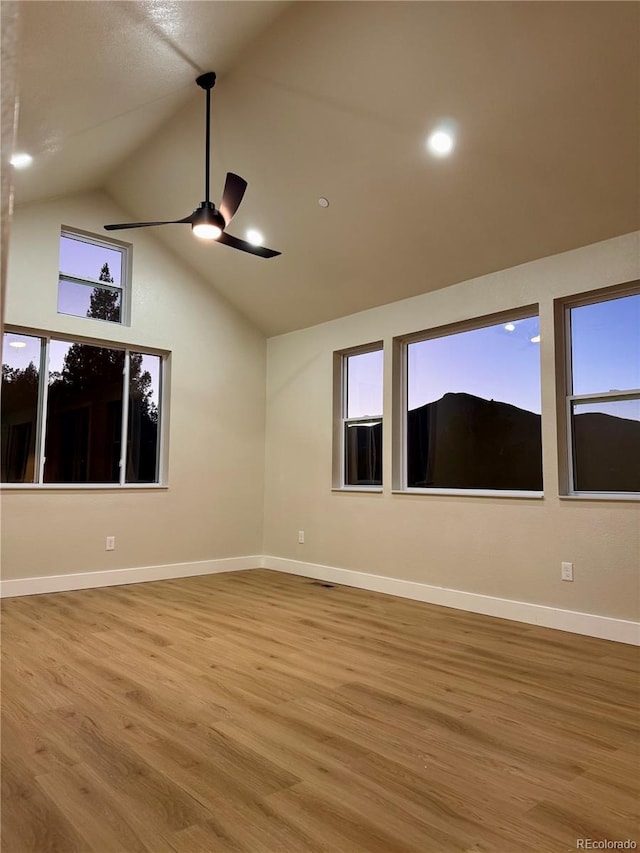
[1,331,163,485]
[58,230,128,324]
[338,346,383,487]
[564,289,640,494]
[403,312,542,492]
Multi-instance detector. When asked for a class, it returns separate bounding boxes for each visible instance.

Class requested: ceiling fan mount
[104,72,280,259]
[195,71,217,91]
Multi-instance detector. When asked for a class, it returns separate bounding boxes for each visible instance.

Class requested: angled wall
[1,190,266,582]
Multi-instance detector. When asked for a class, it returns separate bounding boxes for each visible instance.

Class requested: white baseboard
[3,554,637,646]
[262,556,640,646]
[0,556,261,598]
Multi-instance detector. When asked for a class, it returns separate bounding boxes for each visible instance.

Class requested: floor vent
[310,581,335,589]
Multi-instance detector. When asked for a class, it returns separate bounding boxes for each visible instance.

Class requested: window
[58,230,129,324]
[563,288,640,495]
[401,311,542,492]
[1,331,164,485]
[335,345,383,487]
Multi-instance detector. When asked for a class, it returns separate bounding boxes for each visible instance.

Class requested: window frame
[557,282,640,499]
[1,326,169,489]
[393,306,544,498]
[332,341,384,491]
[58,227,132,326]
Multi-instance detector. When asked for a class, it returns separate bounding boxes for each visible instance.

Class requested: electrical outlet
[106,536,116,551]
[561,561,573,581]
[298,530,305,544]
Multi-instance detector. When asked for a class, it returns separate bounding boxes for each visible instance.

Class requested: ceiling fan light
[193,223,222,240]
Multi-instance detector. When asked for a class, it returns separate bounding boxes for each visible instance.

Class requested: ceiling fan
[104,72,280,259]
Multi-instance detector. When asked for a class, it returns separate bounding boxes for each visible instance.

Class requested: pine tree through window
[1,332,163,485]
[58,231,127,324]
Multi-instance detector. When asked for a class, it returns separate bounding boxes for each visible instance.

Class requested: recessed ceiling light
[504,323,516,332]
[427,129,455,157]
[530,335,541,343]
[318,197,330,208]
[10,152,33,169]
[246,229,263,246]
[9,341,27,348]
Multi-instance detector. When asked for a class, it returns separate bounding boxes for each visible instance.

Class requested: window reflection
[44,341,124,483]
[58,279,122,323]
[126,353,161,483]
[343,348,383,486]
[345,421,382,486]
[1,333,42,483]
[572,399,640,493]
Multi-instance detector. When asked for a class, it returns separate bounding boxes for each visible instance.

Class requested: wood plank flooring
[1,569,638,852]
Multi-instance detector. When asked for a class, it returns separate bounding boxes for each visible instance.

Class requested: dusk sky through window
[4,238,159,412]
[5,238,639,426]
[58,234,124,323]
[347,350,383,418]
[571,294,639,395]
[3,335,161,416]
[345,297,639,422]
[408,316,541,414]
[59,234,123,286]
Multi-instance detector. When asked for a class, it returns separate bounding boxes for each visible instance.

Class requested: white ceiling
[11,1,640,336]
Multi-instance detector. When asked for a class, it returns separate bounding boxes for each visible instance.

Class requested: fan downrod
[196,72,217,91]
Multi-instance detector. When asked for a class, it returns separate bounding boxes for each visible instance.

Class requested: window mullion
[342,356,348,486]
[566,395,576,494]
[154,358,164,483]
[36,337,51,484]
[119,351,130,486]
[569,390,640,404]
[402,341,408,491]
[59,273,122,293]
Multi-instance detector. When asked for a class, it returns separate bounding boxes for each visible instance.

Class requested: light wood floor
[1,569,638,852]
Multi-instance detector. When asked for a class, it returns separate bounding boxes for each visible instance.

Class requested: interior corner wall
[1,190,266,582]
[263,232,640,623]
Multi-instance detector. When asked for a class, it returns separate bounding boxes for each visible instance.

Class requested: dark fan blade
[219,173,247,225]
[218,231,280,258]
[104,214,194,231]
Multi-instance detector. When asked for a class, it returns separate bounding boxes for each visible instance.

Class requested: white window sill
[560,493,640,502]
[1,483,168,491]
[392,488,544,499]
[332,486,383,493]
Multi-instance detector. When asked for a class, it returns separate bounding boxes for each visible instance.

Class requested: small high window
[563,288,640,495]
[58,230,129,324]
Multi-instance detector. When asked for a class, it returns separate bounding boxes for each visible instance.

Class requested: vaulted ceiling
[10,1,640,336]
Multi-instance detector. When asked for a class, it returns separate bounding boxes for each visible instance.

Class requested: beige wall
[263,233,640,621]
[1,191,266,579]
[2,198,638,624]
